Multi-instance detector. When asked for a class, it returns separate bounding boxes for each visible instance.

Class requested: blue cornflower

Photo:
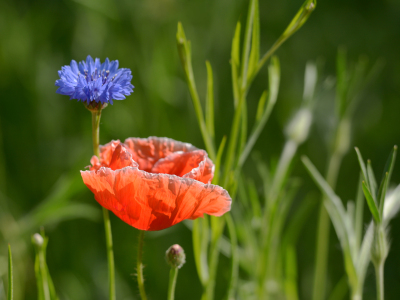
[55,55,134,105]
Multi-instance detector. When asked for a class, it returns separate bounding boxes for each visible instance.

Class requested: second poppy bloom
[81,137,231,231]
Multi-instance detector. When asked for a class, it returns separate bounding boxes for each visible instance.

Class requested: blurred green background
[0,0,400,299]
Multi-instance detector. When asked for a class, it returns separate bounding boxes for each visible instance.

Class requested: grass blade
[231,22,241,107]
[205,61,215,140]
[255,90,268,122]
[247,0,260,82]
[284,245,299,300]
[327,276,348,300]
[355,147,369,189]
[354,174,364,251]
[357,222,374,284]
[377,172,389,217]
[238,56,280,167]
[378,145,397,214]
[240,0,257,90]
[367,160,377,200]
[223,213,238,300]
[254,0,316,82]
[362,181,381,224]
[7,245,12,300]
[176,22,216,160]
[212,136,227,186]
[193,217,209,286]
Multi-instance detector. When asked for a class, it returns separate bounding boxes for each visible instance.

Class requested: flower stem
[375,262,384,300]
[91,109,116,300]
[312,151,342,300]
[167,267,178,300]
[137,230,148,300]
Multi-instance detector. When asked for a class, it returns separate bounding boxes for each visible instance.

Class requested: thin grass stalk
[258,139,298,299]
[312,151,343,300]
[224,213,238,300]
[8,244,13,300]
[91,110,116,300]
[202,217,225,300]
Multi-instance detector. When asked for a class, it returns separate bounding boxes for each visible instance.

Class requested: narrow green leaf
[176,22,216,160]
[357,222,374,285]
[281,0,316,38]
[212,136,227,186]
[377,172,389,217]
[362,181,381,224]
[354,174,364,252]
[284,245,299,300]
[7,245,12,300]
[238,56,280,167]
[301,156,347,242]
[247,0,260,82]
[223,213,238,300]
[367,160,377,200]
[231,22,241,107]
[355,147,369,188]
[378,145,397,214]
[250,0,316,86]
[205,61,215,140]
[327,276,348,300]
[255,90,268,122]
[240,0,257,91]
[381,145,397,184]
[192,218,209,286]
[247,179,262,218]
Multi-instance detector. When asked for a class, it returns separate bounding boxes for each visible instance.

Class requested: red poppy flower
[81,137,231,231]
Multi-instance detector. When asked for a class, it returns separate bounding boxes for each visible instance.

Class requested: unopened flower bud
[32,233,44,247]
[166,244,186,269]
[285,108,312,144]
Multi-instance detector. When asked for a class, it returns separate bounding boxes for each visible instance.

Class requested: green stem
[167,267,178,300]
[312,151,342,300]
[257,139,298,299]
[39,246,50,300]
[91,109,116,300]
[137,230,148,300]
[7,245,13,300]
[375,262,384,300]
[202,217,225,300]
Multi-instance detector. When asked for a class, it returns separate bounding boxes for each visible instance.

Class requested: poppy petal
[151,150,214,184]
[81,166,231,231]
[123,137,199,172]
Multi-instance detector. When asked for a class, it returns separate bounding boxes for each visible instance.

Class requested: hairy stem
[167,267,178,300]
[137,230,148,300]
[91,110,116,300]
